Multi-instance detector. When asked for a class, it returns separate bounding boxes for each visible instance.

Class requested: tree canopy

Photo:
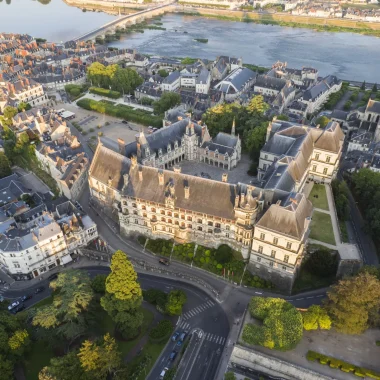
[32,270,94,340]
[326,272,380,334]
[302,305,331,331]
[242,297,303,351]
[87,62,143,94]
[101,250,143,339]
[304,249,338,278]
[315,115,330,128]
[0,153,12,179]
[153,92,181,115]
[165,290,187,316]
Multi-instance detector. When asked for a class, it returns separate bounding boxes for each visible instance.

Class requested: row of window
[315,153,332,163]
[259,233,293,250]
[257,246,290,263]
[311,165,329,175]
[256,256,288,271]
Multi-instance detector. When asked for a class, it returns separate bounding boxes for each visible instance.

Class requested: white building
[195,69,211,94]
[161,71,181,92]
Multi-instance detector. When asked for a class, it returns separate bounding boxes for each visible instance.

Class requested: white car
[8,300,20,311]
[159,367,168,379]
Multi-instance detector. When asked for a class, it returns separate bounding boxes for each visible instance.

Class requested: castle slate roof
[366,99,380,114]
[125,164,237,220]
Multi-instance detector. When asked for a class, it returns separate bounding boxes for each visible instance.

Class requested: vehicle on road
[8,300,20,311]
[159,367,168,379]
[169,351,177,361]
[35,286,45,294]
[20,294,32,302]
[176,339,183,347]
[122,120,129,125]
[172,332,180,341]
[179,332,187,341]
[159,258,170,266]
[11,304,25,314]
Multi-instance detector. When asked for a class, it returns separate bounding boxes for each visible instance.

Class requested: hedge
[89,87,121,99]
[76,98,162,128]
[149,319,173,342]
[306,350,380,379]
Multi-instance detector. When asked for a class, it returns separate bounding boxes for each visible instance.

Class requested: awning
[61,254,73,264]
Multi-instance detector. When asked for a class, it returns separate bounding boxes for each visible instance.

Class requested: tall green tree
[243,124,267,161]
[0,153,12,179]
[326,272,380,334]
[101,250,143,339]
[0,106,17,128]
[165,290,187,316]
[224,372,236,380]
[315,115,330,128]
[372,83,378,93]
[32,270,94,341]
[153,92,181,115]
[111,67,143,94]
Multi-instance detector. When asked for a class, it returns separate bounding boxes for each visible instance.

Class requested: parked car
[159,367,168,380]
[171,332,180,342]
[179,332,187,341]
[169,351,177,361]
[159,258,170,266]
[176,340,183,347]
[11,304,25,314]
[20,294,32,302]
[35,286,45,294]
[8,300,20,311]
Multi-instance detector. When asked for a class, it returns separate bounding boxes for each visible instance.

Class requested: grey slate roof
[163,71,180,84]
[366,100,380,114]
[255,75,286,91]
[215,67,256,94]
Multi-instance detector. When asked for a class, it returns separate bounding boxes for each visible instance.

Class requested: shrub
[98,132,103,137]
[89,128,95,132]
[304,249,338,277]
[89,87,121,99]
[149,320,173,341]
[215,244,233,264]
[143,288,167,310]
[137,236,146,246]
[244,297,303,351]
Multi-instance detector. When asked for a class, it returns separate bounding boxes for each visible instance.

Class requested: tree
[158,69,169,78]
[153,92,181,115]
[244,124,267,161]
[165,290,187,316]
[224,372,236,380]
[0,153,12,179]
[101,250,143,339]
[276,114,289,121]
[361,81,366,90]
[78,334,121,379]
[302,305,331,330]
[8,329,30,353]
[111,67,143,94]
[215,244,233,264]
[242,297,303,351]
[247,95,269,115]
[17,102,31,112]
[372,83,378,93]
[326,272,380,334]
[0,354,14,380]
[0,106,17,128]
[91,274,107,293]
[32,270,94,340]
[304,249,338,277]
[315,115,330,128]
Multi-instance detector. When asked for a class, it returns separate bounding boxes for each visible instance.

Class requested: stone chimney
[173,165,181,173]
[184,180,189,199]
[131,155,137,168]
[118,138,126,156]
[158,170,164,185]
[241,191,245,205]
[122,174,129,190]
[222,173,228,182]
[234,194,239,208]
[108,176,113,187]
[138,167,143,181]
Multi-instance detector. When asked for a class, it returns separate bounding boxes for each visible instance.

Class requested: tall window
[258,246,263,254]
[315,153,320,160]
[271,250,276,258]
[312,165,317,172]
[284,255,289,263]
[260,233,265,240]
[323,168,328,175]
[286,242,292,250]
[273,237,278,245]
[326,156,331,163]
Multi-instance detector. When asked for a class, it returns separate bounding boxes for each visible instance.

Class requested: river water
[1,0,380,81]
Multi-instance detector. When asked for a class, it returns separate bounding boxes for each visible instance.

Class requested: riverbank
[63,0,144,15]
[175,7,380,37]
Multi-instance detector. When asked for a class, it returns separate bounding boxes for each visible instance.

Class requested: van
[179,332,186,341]
[159,367,168,379]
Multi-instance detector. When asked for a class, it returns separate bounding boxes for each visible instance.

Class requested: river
[1,1,380,82]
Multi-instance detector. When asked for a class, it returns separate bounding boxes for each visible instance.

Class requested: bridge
[72,2,175,42]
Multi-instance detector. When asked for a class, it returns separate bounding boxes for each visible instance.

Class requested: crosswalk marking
[182,300,216,320]
[202,333,226,346]
[179,321,191,330]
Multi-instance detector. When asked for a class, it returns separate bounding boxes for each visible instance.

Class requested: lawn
[339,220,349,243]
[309,211,336,246]
[23,340,55,380]
[308,184,329,211]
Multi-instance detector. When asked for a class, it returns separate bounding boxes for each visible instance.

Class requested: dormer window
[145,148,150,156]
[159,148,163,156]
[174,141,178,148]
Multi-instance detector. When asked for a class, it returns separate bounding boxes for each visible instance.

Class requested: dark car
[122,120,129,125]
[159,258,169,266]
[11,304,25,314]
[171,332,180,342]
[35,286,45,294]
[20,294,32,302]
[48,273,58,281]
[169,351,177,361]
